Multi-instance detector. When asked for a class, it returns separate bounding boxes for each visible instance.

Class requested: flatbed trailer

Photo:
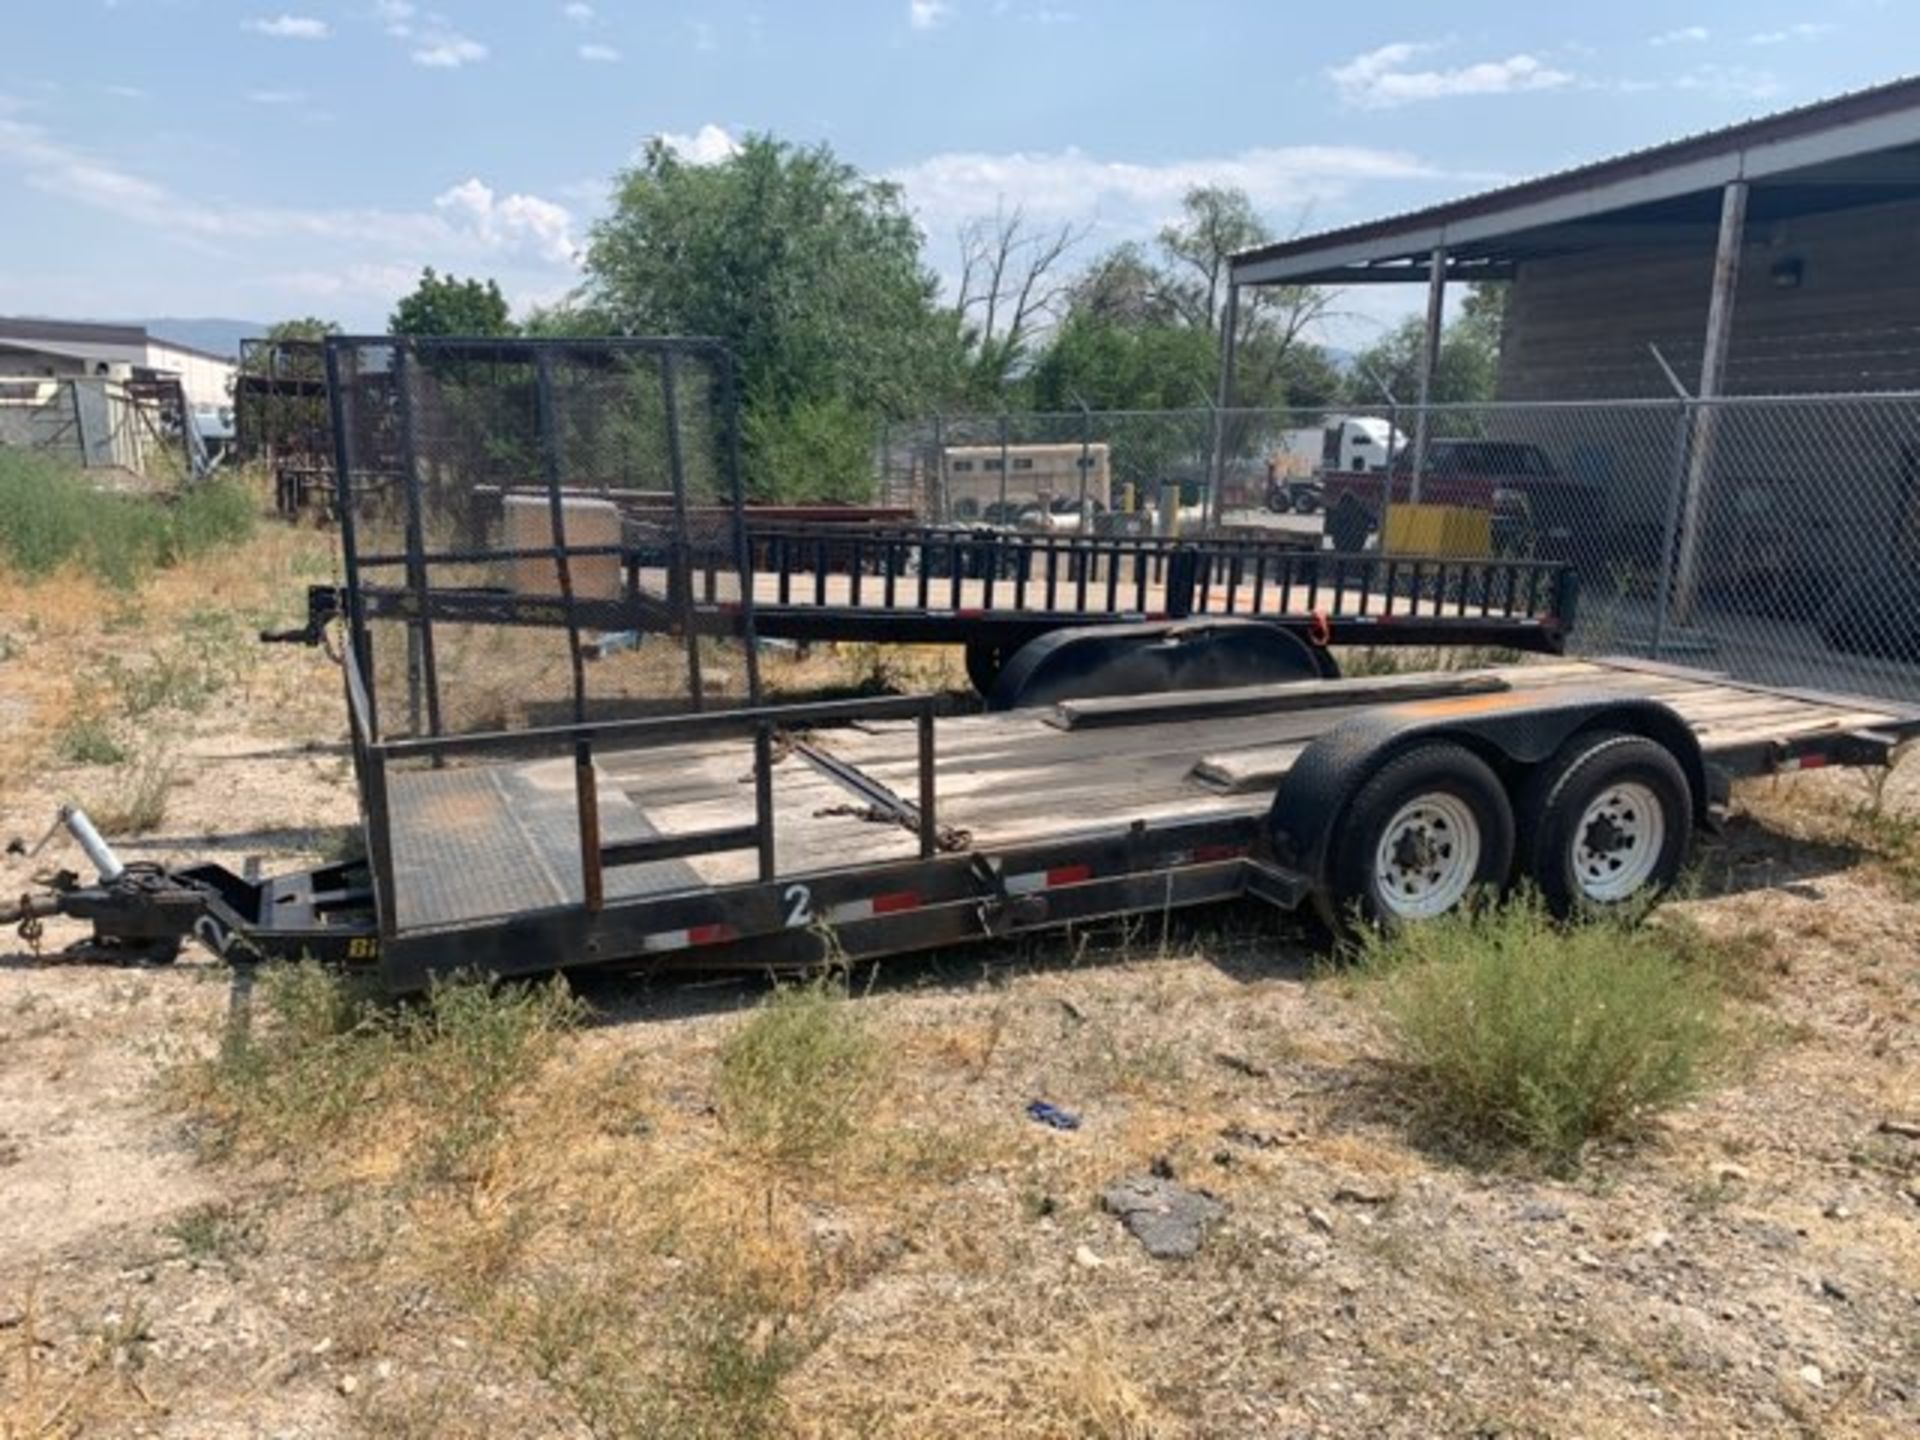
[14,337,1914,989]
[287,522,1574,701]
[264,332,1571,695]
[15,654,1916,992]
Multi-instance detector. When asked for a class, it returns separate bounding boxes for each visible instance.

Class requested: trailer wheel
[965,639,1009,697]
[1325,742,1514,927]
[1326,493,1373,553]
[1518,732,1691,916]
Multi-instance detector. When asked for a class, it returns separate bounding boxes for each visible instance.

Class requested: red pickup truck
[1321,439,1604,559]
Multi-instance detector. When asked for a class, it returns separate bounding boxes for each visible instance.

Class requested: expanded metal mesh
[888,396,1920,704]
[327,336,754,741]
[235,338,335,516]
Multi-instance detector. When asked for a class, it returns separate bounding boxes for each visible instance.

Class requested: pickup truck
[1321,439,1603,560]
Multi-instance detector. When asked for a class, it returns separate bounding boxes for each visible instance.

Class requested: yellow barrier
[1382,503,1492,558]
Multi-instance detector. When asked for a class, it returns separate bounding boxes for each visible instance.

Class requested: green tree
[237,317,338,378]
[1027,187,1339,416]
[1348,283,1507,407]
[388,267,515,338]
[265,316,339,345]
[581,134,956,499]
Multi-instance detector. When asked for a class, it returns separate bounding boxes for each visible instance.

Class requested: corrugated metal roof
[1233,73,1920,281]
[0,316,148,348]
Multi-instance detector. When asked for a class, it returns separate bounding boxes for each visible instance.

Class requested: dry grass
[81,744,178,835]
[0,486,338,776]
[1737,753,1920,899]
[0,1284,157,1439]
[7,516,1920,1435]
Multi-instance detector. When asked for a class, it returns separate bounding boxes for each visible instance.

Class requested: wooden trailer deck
[382,657,1919,931]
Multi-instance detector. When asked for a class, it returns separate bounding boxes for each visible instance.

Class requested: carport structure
[1219,76,1920,620]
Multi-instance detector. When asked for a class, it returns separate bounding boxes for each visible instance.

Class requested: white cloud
[887,142,1442,236]
[375,1,416,35]
[412,29,488,68]
[1674,64,1783,99]
[909,1,952,31]
[1650,26,1708,46]
[1748,22,1834,45]
[687,19,718,51]
[242,14,330,40]
[0,113,579,291]
[1329,42,1574,109]
[246,89,307,105]
[104,84,147,99]
[369,5,485,66]
[657,124,742,165]
[577,42,620,62]
[563,2,594,20]
[434,179,579,264]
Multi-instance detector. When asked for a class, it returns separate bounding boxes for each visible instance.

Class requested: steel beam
[1209,282,1241,529]
[1409,244,1447,505]
[1671,180,1748,624]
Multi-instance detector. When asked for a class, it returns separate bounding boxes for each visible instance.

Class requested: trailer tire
[1324,741,1514,929]
[1326,493,1374,553]
[1517,732,1692,916]
[965,639,1010,697]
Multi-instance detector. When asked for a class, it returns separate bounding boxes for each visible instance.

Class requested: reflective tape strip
[826,890,922,924]
[641,923,735,954]
[1005,863,1093,895]
[1778,753,1829,773]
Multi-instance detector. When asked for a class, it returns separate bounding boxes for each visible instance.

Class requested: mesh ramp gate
[324,336,762,932]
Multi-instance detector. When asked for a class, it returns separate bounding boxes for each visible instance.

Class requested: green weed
[717,971,879,1165]
[0,449,256,587]
[102,609,253,718]
[162,1201,259,1264]
[184,962,584,1175]
[1352,893,1738,1172]
[56,711,127,767]
[85,748,177,834]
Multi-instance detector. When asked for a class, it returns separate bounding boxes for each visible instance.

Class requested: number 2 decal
[193,914,232,956]
[783,883,813,928]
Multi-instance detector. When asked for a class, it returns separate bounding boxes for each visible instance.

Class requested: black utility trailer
[264,337,1574,703]
[12,338,1918,988]
[15,655,1918,992]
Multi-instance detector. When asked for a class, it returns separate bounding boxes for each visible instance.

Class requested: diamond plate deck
[387,758,701,931]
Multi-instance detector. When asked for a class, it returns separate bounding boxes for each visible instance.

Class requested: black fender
[1265,689,1710,882]
[987,617,1336,712]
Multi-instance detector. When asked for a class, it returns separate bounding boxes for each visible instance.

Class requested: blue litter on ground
[1026,1100,1081,1131]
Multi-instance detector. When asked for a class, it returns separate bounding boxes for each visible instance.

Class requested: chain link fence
[327,336,754,743]
[882,395,1920,704]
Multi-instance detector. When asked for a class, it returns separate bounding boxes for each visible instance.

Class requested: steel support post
[1672,180,1748,626]
[1410,245,1447,506]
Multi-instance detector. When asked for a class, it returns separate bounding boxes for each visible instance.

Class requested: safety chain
[15,897,43,955]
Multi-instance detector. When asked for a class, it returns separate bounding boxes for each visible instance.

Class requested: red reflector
[872,890,921,914]
[1192,844,1244,863]
[956,607,984,618]
[688,924,732,946]
[1798,754,1828,771]
[1046,864,1093,886]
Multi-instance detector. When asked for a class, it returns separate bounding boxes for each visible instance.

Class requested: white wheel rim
[1571,781,1665,902]
[1373,792,1482,920]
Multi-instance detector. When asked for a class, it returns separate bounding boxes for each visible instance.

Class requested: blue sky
[0,1,1909,348]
